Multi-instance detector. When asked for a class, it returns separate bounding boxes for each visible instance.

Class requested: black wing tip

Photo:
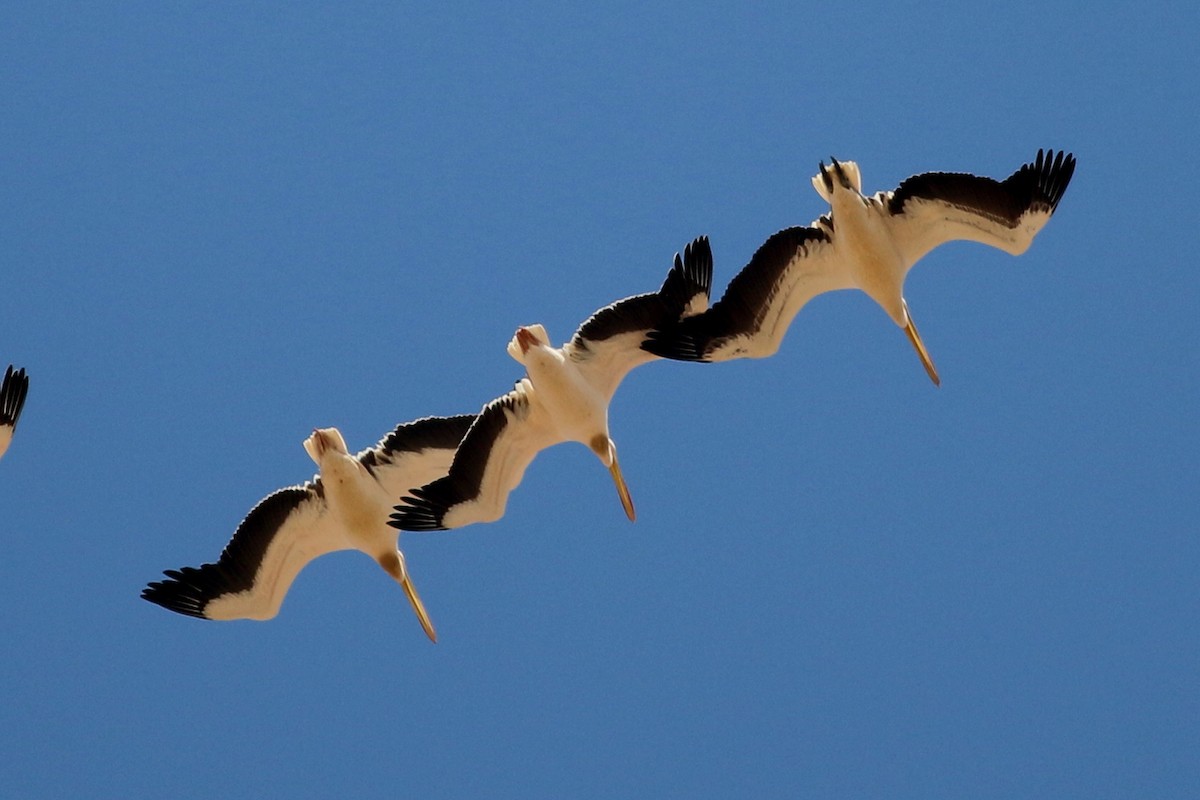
[0,365,29,427]
[680,234,714,301]
[388,500,450,532]
[639,234,716,360]
[660,234,714,309]
[141,573,213,619]
[1029,148,1077,213]
[389,484,454,532]
[641,325,713,362]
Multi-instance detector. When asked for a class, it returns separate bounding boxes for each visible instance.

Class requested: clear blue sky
[2,3,1197,798]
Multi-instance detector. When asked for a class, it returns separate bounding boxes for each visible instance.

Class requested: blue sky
[2,3,1197,798]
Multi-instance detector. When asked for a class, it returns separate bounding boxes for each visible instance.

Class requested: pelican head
[589,434,636,522]
[811,157,863,203]
[506,324,552,364]
[303,427,349,463]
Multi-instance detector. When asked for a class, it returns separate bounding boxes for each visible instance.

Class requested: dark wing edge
[642,226,829,361]
[141,485,318,619]
[889,149,1077,224]
[662,234,714,314]
[569,235,714,350]
[1016,149,1076,214]
[360,413,476,474]
[388,395,515,532]
[0,365,29,427]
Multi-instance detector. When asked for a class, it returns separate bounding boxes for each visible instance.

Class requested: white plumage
[643,150,1076,385]
[390,236,713,532]
[143,415,474,641]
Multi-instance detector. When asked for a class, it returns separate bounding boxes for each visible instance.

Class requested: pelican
[0,365,29,460]
[142,414,476,642]
[643,149,1076,385]
[390,236,714,532]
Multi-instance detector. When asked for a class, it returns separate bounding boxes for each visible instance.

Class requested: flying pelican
[0,365,29,461]
[390,236,714,532]
[643,149,1076,385]
[142,414,476,642]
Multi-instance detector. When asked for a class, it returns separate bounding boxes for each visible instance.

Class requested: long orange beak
[902,300,940,387]
[401,574,438,644]
[609,456,636,522]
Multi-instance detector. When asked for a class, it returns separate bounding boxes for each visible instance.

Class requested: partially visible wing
[142,482,351,620]
[564,235,714,398]
[642,224,846,362]
[359,413,476,498]
[885,149,1076,266]
[389,382,558,531]
[0,365,29,460]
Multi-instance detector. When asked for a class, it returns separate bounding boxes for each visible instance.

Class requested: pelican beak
[901,300,940,387]
[593,436,636,521]
[401,574,438,644]
[608,455,637,522]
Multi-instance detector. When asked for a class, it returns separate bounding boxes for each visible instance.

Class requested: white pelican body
[390,236,714,531]
[143,415,475,641]
[0,365,29,460]
[643,149,1076,384]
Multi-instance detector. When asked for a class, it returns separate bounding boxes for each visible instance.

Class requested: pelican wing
[642,225,846,362]
[390,384,558,531]
[0,365,29,459]
[564,235,714,399]
[884,149,1076,266]
[142,481,351,621]
[358,413,476,498]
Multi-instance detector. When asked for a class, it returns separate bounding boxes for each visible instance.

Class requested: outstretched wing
[389,383,558,531]
[885,149,1076,266]
[142,481,350,620]
[642,225,845,362]
[564,235,714,398]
